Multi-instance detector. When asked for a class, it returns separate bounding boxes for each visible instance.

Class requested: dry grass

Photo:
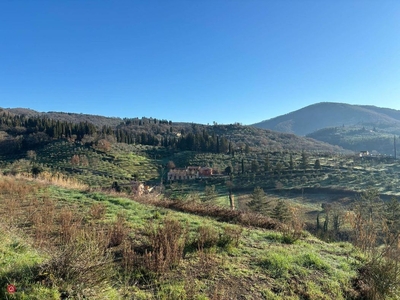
[145,217,188,274]
[59,206,83,244]
[89,202,107,220]
[119,217,188,285]
[0,175,116,298]
[107,212,129,248]
[15,171,88,190]
[40,230,115,299]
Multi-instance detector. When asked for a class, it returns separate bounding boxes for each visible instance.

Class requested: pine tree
[314,159,321,171]
[272,199,290,222]
[247,186,272,215]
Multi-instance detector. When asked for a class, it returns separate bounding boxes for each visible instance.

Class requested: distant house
[370,150,379,156]
[199,167,213,177]
[168,167,199,181]
[167,166,213,181]
[359,151,369,157]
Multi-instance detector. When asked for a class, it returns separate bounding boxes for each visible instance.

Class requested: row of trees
[1,113,233,154]
[0,112,238,153]
[0,113,97,140]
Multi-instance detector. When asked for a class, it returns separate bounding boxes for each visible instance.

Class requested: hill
[252,102,400,136]
[1,107,400,298]
[252,102,400,155]
[0,107,344,156]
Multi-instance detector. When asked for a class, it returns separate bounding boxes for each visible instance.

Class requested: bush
[40,231,115,298]
[280,209,304,244]
[196,225,220,251]
[356,253,400,300]
[107,213,128,248]
[143,217,188,274]
[217,225,243,249]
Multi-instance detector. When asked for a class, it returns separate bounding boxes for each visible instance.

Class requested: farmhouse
[167,166,213,181]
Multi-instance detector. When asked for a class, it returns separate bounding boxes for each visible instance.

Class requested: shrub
[40,231,115,298]
[141,217,188,275]
[356,250,400,300]
[280,208,304,244]
[196,225,220,252]
[217,225,243,249]
[107,212,129,248]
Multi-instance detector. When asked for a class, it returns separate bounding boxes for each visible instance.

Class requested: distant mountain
[252,102,400,155]
[252,102,400,136]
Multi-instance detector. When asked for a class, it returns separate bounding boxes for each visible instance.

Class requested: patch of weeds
[264,231,284,242]
[259,250,293,278]
[40,230,115,299]
[157,281,187,300]
[261,289,282,300]
[152,210,162,220]
[217,225,243,250]
[296,252,331,272]
[304,280,326,299]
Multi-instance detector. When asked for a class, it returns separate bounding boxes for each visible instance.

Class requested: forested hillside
[0,108,344,156]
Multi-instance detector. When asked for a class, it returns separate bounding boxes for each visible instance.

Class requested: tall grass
[14,171,88,190]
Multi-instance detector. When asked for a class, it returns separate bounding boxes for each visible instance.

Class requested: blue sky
[1,1,400,125]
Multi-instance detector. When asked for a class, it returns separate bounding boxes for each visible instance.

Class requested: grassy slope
[0,141,162,188]
[0,175,365,299]
[0,226,60,299]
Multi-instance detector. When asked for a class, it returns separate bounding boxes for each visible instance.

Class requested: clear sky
[1,1,400,125]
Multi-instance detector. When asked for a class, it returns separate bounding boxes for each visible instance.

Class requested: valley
[1,106,400,299]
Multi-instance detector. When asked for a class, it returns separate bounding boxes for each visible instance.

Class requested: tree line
[0,113,232,154]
